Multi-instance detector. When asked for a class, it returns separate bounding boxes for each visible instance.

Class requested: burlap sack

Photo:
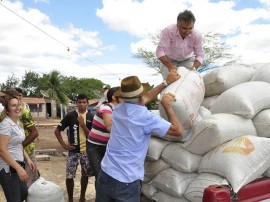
[198,136,270,192]
[161,142,202,173]
[203,65,254,97]
[210,81,270,119]
[183,113,257,155]
[159,67,205,141]
[184,173,229,202]
[252,109,270,138]
[151,168,198,197]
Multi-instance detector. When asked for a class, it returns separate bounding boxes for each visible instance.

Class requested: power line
[0,1,121,81]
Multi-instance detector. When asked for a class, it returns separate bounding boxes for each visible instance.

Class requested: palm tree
[41,70,70,119]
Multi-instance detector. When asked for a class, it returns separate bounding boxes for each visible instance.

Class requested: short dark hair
[106,87,120,103]
[76,94,88,102]
[15,87,23,94]
[177,10,196,24]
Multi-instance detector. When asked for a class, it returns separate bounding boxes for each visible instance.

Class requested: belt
[16,161,26,169]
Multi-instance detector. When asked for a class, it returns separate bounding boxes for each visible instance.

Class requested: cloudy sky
[0,0,270,87]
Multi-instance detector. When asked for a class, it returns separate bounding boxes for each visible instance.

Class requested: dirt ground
[0,119,151,202]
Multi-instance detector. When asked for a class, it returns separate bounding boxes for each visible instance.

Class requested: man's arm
[54,128,74,150]
[159,55,177,71]
[20,110,39,148]
[161,93,182,136]
[191,59,202,70]
[192,32,204,70]
[22,124,38,147]
[140,71,180,105]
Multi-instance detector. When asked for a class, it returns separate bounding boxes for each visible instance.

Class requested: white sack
[141,183,157,200]
[263,168,270,177]
[198,135,270,192]
[184,173,229,202]
[153,191,190,202]
[159,67,205,141]
[201,95,219,110]
[151,168,198,197]
[161,143,202,173]
[252,62,270,70]
[146,137,170,161]
[203,65,254,97]
[183,113,257,155]
[27,177,64,202]
[144,159,170,179]
[252,109,270,138]
[251,63,270,83]
[210,81,270,119]
[143,176,151,183]
[192,106,211,126]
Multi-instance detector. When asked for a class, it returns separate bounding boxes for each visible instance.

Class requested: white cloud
[96,0,189,37]
[0,1,118,85]
[97,0,270,65]
[1,0,270,88]
[34,0,50,4]
[260,0,270,9]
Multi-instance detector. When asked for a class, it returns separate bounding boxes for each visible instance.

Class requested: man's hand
[77,115,85,126]
[62,143,76,151]
[161,93,176,107]
[169,64,177,72]
[166,70,180,85]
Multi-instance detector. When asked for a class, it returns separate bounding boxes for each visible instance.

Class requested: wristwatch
[162,80,169,87]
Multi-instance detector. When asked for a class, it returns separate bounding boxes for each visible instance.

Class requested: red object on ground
[203,177,270,202]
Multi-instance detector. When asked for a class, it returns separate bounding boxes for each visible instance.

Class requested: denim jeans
[96,169,141,202]
[0,168,28,202]
[86,141,106,183]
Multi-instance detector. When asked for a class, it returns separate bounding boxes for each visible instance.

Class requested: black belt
[9,161,26,174]
[16,161,25,169]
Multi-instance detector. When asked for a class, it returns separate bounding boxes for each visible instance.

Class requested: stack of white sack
[142,63,270,202]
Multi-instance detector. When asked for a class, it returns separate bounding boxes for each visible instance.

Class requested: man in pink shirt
[156,10,204,79]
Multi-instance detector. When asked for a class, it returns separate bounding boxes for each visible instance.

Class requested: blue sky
[0,0,270,87]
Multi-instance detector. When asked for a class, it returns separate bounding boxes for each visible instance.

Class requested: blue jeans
[96,169,141,202]
[0,168,28,202]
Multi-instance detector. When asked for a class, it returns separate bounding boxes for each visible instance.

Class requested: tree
[0,73,20,89]
[133,32,241,73]
[61,77,104,101]
[202,32,241,70]
[41,70,70,105]
[133,33,161,73]
[20,70,40,96]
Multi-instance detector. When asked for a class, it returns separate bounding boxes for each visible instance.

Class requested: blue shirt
[101,103,170,182]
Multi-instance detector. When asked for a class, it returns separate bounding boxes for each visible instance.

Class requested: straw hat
[114,76,150,98]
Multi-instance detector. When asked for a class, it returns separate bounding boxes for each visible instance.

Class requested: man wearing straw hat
[95,71,182,202]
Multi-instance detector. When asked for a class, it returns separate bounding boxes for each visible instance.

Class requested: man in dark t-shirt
[54,94,94,202]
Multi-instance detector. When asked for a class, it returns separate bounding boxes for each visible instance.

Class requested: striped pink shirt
[88,103,113,146]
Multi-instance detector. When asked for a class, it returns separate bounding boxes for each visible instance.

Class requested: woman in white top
[0,96,35,202]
